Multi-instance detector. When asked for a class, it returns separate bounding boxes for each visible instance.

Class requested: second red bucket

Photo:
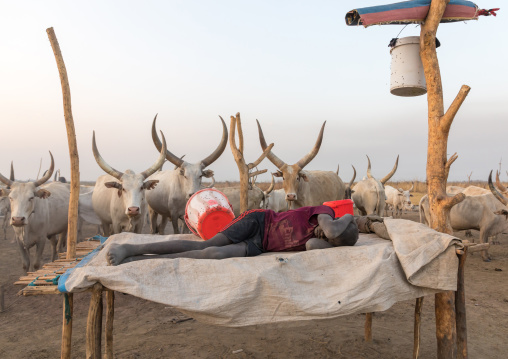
[323,199,354,218]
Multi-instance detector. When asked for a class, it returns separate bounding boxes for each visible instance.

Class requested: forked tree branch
[441,85,471,134]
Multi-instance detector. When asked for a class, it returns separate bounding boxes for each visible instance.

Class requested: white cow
[221,183,272,217]
[420,172,508,262]
[146,115,228,234]
[352,156,399,216]
[385,182,414,217]
[0,153,70,274]
[91,131,166,235]
[257,120,346,209]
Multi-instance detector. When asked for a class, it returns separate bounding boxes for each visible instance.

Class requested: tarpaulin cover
[346,0,478,27]
[59,219,462,327]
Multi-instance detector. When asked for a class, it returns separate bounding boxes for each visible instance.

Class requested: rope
[64,293,72,324]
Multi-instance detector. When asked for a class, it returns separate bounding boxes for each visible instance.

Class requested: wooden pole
[364,313,372,342]
[0,285,4,312]
[413,297,424,359]
[456,248,468,358]
[229,113,273,213]
[46,27,80,260]
[105,291,115,359]
[86,284,103,359]
[420,1,470,357]
[61,294,73,359]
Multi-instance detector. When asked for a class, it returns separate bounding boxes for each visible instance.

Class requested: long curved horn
[152,114,184,169]
[92,131,124,180]
[265,174,275,195]
[34,152,55,187]
[0,164,14,187]
[141,131,167,179]
[9,161,15,181]
[348,165,356,188]
[409,182,414,192]
[336,164,339,176]
[496,170,508,192]
[201,116,228,168]
[366,155,374,179]
[256,120,286,170]
[380,155,399,185]
[296,121,326,170]
[489,170,508,206]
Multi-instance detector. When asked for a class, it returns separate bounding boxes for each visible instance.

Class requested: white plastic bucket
[184,188,235,240]
[390,36,427,97]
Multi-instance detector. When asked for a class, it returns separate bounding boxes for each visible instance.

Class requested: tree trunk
[420,1,470,358]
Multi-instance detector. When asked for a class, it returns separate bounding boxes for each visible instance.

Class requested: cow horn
[348,165,356,189]
[201,116,228,168]
[296,121,326,170]
[34,152,54,187]
[9,161,15,181]
[409,182,414,192]
[380,155,399,185]
[366,155,374,179]
[92,131,124,180]
[336,164,339,176]
[204,176,215,188]
[265,174,275,195]
[256,120,286,170]
[0,164,14,187]
[141,131,167,179]
[489,170,508,206]
[496,170,508,193]
[152,114,185,169]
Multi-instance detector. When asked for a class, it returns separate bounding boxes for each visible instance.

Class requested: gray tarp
[61,219,461,327]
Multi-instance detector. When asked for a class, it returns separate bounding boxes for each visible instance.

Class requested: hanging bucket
[184,188,235,240]
[390,36,427,97]
[323,199,354,218]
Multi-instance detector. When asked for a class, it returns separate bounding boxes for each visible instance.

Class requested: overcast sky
[0,1,505,184]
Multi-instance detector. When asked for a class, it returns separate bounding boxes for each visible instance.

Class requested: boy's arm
[317,213,355,239]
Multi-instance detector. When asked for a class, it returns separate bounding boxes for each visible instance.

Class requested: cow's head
[152,114,227,198]
[257,120,325,204]
[0,152,54,226]
[397,182,414,208]
[366,155,399,187]
[93,131,167,218]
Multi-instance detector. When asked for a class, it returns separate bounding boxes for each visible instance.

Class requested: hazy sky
[0,1,505,183]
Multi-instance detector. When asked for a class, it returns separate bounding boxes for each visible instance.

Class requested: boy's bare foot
[107,243,134,266]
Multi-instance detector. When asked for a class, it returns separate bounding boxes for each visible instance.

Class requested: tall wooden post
[229,113,273,213]
[46,27,80,359]
[420,1,470,358]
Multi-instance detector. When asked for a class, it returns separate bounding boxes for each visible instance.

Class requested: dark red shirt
[263,205,335,252]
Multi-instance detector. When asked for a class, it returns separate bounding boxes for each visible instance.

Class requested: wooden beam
[456,248,468,358]
[105,291,115,359]
[413,297,424,359]
[86,283,103,359]
[61,293,73,359]
[46,27,80,260]
[364,313,372,342]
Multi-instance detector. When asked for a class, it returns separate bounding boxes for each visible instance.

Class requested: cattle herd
[0,116,506,273]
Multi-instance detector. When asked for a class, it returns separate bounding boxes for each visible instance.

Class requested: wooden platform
[14,239,102,296]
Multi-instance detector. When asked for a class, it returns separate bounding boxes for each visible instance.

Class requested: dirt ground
[1,212,507,359]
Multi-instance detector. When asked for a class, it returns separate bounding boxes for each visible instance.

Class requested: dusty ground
[1,212,507,358]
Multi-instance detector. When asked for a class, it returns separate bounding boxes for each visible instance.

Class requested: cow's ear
[410,194,414,197]
[36,189,51,199]
[0,188,9,197]
[105,182,122,190]
[143,180,159,190]
[273,171,283,178]
[203,169,214,178]
[300,173,309,182]
[494,209,508,219]
[398,193,403,196]
[350,190,355,194]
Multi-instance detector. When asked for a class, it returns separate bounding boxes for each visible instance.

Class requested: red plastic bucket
[184,189,235,240]
[323,199,354,218]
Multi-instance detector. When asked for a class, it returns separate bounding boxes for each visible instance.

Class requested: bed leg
[86,283,103,359]
[413,297,424,359]
[456,247,468,358]
[364,313,372,341]
[61,293,73,359]
[106,290,115,359]
[435,291,457,359]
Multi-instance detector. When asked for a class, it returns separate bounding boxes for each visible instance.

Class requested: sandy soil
[1,212,507,358]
